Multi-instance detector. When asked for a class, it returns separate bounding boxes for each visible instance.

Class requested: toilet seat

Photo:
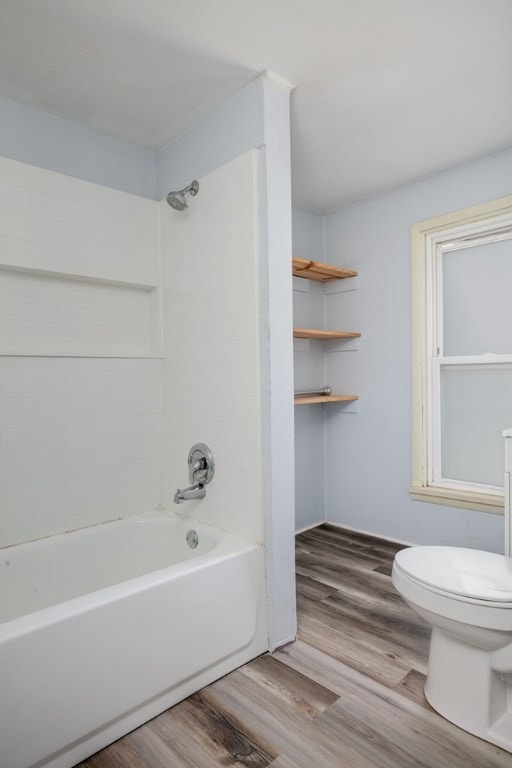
[394,546,512,604]
[393,548,512,632]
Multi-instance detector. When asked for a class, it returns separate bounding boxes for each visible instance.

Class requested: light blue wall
[324,148,512,552]
[0,78,265,204]
[0,95,155,198]
[155,77,264,199]
[293,206,325,261]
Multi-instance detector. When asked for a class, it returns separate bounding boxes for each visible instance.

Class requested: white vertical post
[504,429,512,557]
[258,72,297,650]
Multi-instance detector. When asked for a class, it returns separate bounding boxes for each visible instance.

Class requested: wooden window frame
[410,194,512,514]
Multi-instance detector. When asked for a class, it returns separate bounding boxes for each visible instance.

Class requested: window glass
[442,236,512,356]
[440,364,512,487]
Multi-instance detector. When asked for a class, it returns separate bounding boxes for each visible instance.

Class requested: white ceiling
[1,0,511,212]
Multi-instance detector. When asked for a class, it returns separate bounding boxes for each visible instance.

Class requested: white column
[504,428,512,557]
[258,72,297,649]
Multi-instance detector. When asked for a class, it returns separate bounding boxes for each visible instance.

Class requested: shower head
[166,180,199,211]
[166,190,187,211]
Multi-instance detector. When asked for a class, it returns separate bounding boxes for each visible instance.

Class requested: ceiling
[1,0,511,212]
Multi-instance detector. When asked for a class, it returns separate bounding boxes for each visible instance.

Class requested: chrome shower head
[166,180,199,211]
[166,190,187,211]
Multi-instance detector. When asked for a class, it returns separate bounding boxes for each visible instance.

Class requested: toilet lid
[394,546,512,602]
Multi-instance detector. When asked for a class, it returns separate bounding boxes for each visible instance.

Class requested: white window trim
[411,194,512,514]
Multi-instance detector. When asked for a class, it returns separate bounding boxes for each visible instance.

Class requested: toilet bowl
[392,545,512,751]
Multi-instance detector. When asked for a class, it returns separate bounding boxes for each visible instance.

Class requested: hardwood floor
[78,525,512,768]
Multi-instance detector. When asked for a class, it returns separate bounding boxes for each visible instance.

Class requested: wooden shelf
[292,257,358,282]
[294,328,361,340]
[294,394,359,406]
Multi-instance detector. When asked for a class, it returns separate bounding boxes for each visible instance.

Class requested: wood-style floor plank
[238,654,338,719]
[300,524,404,561]
[319,687,512,768]
[321,591,430,662]
[297,594,424,684]
[267,757,302,768]
[164,690,279,767]
[78,738,152,768]
[394,668,431,709]
[205,665,380,768]
[295,571,338,602]
[80,524,512,768]
[276,641,512,767]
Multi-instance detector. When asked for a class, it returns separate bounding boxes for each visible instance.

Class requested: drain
[186,529,199,549]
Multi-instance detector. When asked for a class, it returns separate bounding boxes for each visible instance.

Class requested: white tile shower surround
[0,155,161,357]
[0,270,155,357]
[0,150,265,549]
[160,151,265,544]
[0,157,164,547]
[0,157,158,264]
[0,356,163,547]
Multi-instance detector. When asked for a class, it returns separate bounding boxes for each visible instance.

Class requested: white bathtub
[0,511,268,768]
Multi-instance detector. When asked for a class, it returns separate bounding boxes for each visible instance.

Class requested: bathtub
[0,511,268,768]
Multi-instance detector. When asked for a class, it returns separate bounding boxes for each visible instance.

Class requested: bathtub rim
[0,509,261,640]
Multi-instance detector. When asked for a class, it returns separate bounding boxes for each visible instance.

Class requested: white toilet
[392,429,512,751]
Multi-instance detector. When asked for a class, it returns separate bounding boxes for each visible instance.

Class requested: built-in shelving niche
[0,266,162,357]
[292,257,360,406]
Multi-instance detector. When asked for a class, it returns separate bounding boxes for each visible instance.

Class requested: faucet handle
[188,443,215,485]
[190,457,207,484]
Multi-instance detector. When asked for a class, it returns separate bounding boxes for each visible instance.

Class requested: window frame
[410,194,512,514]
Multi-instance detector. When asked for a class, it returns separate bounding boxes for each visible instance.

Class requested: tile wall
[0,156,159,286]
[0,152,265,548]
[160,151,265,543]
[0,356,162,546]
[0,158,163,547]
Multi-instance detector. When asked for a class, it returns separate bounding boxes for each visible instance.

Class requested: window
[411,195,512,512]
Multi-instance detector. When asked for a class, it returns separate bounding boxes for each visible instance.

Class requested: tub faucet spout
[173,483,206,504]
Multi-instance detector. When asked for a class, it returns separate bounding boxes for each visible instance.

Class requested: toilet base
[425,627,512,753]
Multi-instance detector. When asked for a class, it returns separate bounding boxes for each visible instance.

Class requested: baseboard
[322,519,414,548]
[295,520,325,535]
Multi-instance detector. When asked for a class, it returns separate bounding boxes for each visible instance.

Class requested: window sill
[409,485,504,515]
